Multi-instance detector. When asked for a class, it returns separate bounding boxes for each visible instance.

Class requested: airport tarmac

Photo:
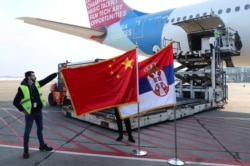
[0,80,250,166]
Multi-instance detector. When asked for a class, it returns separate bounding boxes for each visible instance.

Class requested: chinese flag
[61,48,138,116]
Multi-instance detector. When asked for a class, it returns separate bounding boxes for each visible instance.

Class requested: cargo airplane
[18,0,249,66]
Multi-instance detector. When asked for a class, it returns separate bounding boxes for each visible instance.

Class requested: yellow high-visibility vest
[214,28,222,38]
[20,81,46,114]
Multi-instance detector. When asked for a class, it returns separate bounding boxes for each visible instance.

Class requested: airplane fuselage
[103,0,249,66]
[19,0,250,66]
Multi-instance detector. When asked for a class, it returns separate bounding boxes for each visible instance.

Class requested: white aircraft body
[18,0,249,66]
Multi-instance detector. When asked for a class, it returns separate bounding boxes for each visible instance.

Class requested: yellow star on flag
[122,57,133,70]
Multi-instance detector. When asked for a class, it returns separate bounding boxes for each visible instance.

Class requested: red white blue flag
[118,43,176,119]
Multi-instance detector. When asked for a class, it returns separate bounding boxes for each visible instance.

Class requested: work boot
[23,148,29,159]
[128,135,135,143]
[39,144,53,151]
[116,134,123,141]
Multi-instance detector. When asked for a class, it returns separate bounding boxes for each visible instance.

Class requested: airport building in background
[225,67,250,83]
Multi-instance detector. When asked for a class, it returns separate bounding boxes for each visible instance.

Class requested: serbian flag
[61,48,138,116]
[118,43,176,119]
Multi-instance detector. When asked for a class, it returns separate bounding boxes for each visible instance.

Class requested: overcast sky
[0,0,205,78]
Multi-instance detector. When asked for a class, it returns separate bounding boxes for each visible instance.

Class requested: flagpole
[131,46,147,156]
[131,103,147,156]
[167,106,184,165]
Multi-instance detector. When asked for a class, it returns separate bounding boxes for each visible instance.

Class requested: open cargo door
[173,14,242,67]
[173,15,225,51]
[173,14,225,34]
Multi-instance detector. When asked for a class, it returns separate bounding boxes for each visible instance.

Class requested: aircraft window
[177,17,181,21]
[226,8,231,13]
[218,9,223,14]
[189,15,193,19]
[235,6,240,12]
[196,14,200,18]
[171,18,175,23]
[245,4,250,10]
[183,16,187,21]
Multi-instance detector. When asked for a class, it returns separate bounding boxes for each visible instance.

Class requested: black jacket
[13,73,57,113]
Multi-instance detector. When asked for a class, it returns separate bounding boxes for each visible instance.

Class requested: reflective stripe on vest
[20,82,46,114]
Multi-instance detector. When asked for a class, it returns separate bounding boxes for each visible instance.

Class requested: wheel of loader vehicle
[48,92,57,106]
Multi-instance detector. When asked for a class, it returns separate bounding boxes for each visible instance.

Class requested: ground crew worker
[214,24,223,47]
[13,71,57,159]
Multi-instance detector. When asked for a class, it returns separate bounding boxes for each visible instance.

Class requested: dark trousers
[114,109,132,136]
[24,111,45,149]
[216,37,223,47]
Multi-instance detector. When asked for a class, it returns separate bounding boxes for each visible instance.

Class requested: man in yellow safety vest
[13,71,57,159]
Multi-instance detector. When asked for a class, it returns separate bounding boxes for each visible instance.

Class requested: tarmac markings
[49,111,164,157]
[0,108,250,165]
[0,144,242,166]
[143,119,237,162]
